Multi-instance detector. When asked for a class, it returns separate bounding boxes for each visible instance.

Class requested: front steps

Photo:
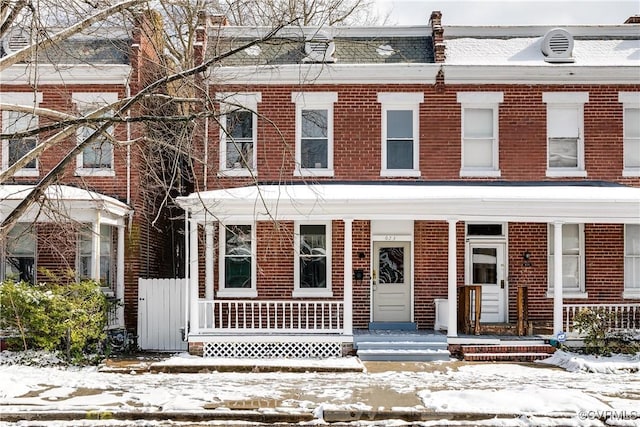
[355,331,450,362]
[454,342,557,362]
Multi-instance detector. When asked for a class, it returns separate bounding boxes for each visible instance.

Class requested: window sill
[12,169,39,177]
[293,289,333,298]
[294,168,335,177]
[380,169,421,178]
[545,169,587,178]
[216,289,258,298]
[546,291,588,299]
[460,169,501,178]
[623,291,640,299]
[622,169,640,178]
[217,169,257,178]
[75,169,115,177]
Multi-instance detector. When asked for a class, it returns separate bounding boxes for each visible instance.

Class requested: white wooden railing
[198,300,344,333]
[564,303,640,333]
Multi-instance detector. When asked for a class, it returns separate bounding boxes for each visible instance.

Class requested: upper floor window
[218,92,261,177]
[219,223,256,297]
[292,92,337,177]
[619,92,640,177]
[543,92,589,178]
[72,93,118,176]
[294,222,332,298]
[457,92,503,177]
[377,92,423,177]
[548,223,586,298]
[2,223,36,284]
[1,92,42,177]
[625,224,640,299]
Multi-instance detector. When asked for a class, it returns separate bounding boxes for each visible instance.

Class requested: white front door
[372,241,411,322]
[469,243,507,323]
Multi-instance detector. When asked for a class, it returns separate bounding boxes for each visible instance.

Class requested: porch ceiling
[0,184,132,224]
[177,182,640,224]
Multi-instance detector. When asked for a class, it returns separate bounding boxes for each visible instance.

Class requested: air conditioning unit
[434,298,449,331]
[541,28,574,63]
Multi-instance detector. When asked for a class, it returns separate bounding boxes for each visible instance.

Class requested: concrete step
[356,340,450,362]
[357,341,449,350]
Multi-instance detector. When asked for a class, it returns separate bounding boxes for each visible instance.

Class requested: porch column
[205,221,214,300]
[116,225,125,327]
[91,215,101,281]
[447,219,458,337]
[189,217,200,334]
[553,221,564,334]
[343,218,353,335]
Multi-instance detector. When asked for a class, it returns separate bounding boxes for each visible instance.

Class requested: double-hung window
[292,92,337,177]
[378,92,423,177]
[548,223,586,298]
[619,92,640,177]
[543,92,589,177]
[625,224,640,299]
[294,222,332,298]
[219,224,256,297]
[219,93,261,176]
[457,92,503,177]
[2,223,36,284]
[78,224,115,289]
[2,92,42,177]
[73,93,118,176]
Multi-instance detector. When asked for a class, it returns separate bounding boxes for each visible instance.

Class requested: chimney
[624,15,640,24]
[429,11,445,63]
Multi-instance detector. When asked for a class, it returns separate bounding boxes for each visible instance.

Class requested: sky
[376,0,640,25]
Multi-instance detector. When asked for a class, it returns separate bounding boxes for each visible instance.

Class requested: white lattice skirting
[202,341,342,359]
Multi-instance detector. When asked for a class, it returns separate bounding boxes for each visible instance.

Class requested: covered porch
[176,182,640,357]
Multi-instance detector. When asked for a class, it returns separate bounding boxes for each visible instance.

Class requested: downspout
[126,80,131,206]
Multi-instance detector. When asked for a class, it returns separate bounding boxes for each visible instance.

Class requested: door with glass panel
[372,241,411,322]
[469,243,506,323]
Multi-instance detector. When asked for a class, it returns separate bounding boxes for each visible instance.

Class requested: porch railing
[198,300,344,334]
[564,303,640,334]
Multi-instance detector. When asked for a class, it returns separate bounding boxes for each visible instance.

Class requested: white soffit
[0,64,131,85]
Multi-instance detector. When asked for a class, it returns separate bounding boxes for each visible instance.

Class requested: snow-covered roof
[177,183,640,224]
[0,184,131,224]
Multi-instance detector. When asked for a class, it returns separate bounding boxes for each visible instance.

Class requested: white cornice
[0,64,131,85]
[444,25,639,38]
[442,65,640,84]
[216,25,431,39]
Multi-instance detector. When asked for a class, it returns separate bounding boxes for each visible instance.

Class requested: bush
[573,307,640,356]
[0,279,108,363]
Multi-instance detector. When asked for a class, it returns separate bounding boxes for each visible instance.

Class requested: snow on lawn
[538,350,640,373]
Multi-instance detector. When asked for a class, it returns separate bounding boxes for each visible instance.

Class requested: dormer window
[303,32,336,63]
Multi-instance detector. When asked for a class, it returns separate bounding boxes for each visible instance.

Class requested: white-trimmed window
[543,92,589,177]
[619,92,640,177]
[219,92,261,176]
[548,223,586,298]
[1,92,42,177]
[625,224,640,299]
[218,224,256,297]
[2,223,36,284]
[292,92,337,177]
[73,92,118,176]
[457,92,503,177]
[294,221,332,298]
[78,224,115,289]
[377,92,423,177]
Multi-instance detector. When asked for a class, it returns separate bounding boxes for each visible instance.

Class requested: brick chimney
[624,15,640,24]
[429,11,445,63]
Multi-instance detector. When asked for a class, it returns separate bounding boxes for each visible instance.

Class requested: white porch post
[343,218,353,335]
[91,215,101,281]
[447,219,458,337]
[553,221,564,334]
[189,217,200,334]
[116,225,125,327]
[205,222,214,300]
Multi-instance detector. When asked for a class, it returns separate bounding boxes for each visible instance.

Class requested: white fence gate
[137,278,188,351]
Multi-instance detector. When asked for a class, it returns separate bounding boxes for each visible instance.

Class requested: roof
[176,182,640,224]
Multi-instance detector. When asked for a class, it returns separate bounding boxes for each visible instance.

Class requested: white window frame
[292,92,337,177]
[293,221,333,298]
[1,92,43,177]
[547,223,587,299]
[218,222,257,298]
[2,223,36,284]
[457,92,503,177]
[624,224,640,299]
[543,92,589,178]
[78,223,115,289]
[377,92,423,177]
[72,92,118,177]
[218,92,261,177]
[619,92,640,177]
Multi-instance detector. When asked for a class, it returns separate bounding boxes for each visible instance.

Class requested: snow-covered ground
[0,350,639,426]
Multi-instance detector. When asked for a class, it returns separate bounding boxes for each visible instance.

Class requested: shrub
[0,279,108,362]
[573,307,640,356]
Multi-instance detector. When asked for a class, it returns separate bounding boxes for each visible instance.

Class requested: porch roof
[0,184,132,225]
[177,182,640,224]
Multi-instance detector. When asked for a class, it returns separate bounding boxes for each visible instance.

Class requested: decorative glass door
[372,241,411,322]
[469,243,506,323]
